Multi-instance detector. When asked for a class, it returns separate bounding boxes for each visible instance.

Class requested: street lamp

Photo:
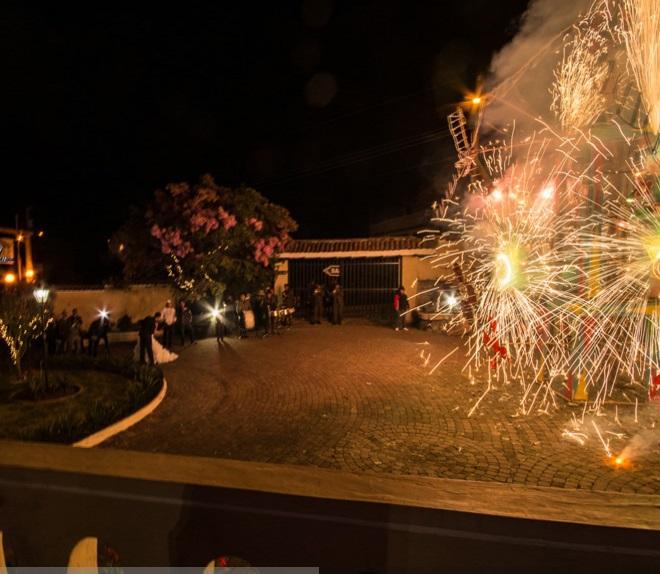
[33,287,50,385]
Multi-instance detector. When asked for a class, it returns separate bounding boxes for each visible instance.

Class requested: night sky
[2,1,529,283]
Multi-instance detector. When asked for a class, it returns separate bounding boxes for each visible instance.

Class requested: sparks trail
[422,0,659,460]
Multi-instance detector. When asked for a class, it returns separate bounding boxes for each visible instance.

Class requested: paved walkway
[105,321,660,493]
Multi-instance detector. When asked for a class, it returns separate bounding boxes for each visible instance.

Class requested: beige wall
[52,284,174,326]
[402,241,457,296]
[402,256,433,294]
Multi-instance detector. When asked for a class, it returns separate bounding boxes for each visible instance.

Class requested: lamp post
[33,287,50,385]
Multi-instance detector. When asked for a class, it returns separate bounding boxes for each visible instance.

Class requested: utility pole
[14,214,23,281]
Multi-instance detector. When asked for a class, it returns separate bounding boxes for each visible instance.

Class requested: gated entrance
[289,257,401,315]
[276,236,437,318]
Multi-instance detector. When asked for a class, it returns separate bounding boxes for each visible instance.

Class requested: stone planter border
[72,377,167,448]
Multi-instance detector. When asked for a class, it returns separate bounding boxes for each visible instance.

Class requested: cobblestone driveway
[105,321,660,494]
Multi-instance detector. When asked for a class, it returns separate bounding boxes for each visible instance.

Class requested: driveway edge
[72,377,168,448]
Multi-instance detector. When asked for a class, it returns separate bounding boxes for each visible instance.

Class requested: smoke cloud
[484,0,591,134]
[619,429,660,462]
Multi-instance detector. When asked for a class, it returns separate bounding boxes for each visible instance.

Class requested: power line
[258,127,452,186]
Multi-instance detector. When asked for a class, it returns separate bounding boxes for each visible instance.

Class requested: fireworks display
[619,0,660,135]
[427,0,659,459]
[551,0,611,131]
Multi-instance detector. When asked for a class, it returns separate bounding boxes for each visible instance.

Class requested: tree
[110,205,168,284]
[0,287,42,379]
[116,175,297,298]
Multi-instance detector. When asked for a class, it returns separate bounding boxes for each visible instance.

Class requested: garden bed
[0,355,163,444]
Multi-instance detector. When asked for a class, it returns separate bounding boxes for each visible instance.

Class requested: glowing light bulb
[4,273,16,284]
[471,96,482,105]
[33,288,49,303]
[492,188,503,201]
[446,294,458,307]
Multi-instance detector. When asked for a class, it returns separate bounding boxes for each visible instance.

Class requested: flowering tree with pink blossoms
[115,174,296,298]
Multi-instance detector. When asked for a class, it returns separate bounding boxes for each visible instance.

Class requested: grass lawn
[0,352,162,443]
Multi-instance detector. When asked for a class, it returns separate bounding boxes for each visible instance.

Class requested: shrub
[24,371,69,400]
[0,287,44,379]
[14,355,164,443]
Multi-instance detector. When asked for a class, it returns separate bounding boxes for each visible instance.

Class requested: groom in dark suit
[139,312,161,365]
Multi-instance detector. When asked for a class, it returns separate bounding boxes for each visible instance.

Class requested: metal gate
[288,257,401,316]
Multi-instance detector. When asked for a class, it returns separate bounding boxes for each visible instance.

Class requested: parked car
[415,281,464,333]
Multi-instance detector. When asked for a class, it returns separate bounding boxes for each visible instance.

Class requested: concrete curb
[72,377,168,448]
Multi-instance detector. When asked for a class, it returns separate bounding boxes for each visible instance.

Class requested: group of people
[215,284,297,341]
[308,282,344,325]
[134,282,411,365]
[136,300,195,365]
[306,282,409,330]
[45,308,112,357]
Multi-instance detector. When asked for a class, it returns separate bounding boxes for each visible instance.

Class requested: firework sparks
[428,346,459,376]
[591,420,612,456]
[569,173,659,395]
[562,429,588,445]
[422,0,659,468]
[619,0,660,135]
[551,1,611,131]
[433,134,586,398]
[467,382,492,418]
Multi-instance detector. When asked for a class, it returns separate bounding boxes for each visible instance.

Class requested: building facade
[274,236,440,316]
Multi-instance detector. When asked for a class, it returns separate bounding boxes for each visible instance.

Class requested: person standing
[283,284,295,327]
[88,314,111,357]
[312,284,323,324]
[46,313,58,355]
[323,283,333,322]
[332,283,344,325]
[214,306,226,343]
[176,301,184,343]
[139,312,160,365]
[55,311,69,353]
[253,290,266,337]
[178,301,195,345]
[236,293,247,338]
[67,308,83,353]
[265,287,276,336]
[394,286,409,331]
[224,295,237,337]
[307,282,316,322]
[161,300,177,349]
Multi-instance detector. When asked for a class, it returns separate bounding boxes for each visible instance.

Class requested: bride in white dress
[133,334,178,364]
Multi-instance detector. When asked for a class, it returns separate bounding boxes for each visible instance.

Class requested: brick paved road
[105,321,660,493]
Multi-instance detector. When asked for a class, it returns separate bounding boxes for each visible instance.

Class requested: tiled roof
[283,236,429,254]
